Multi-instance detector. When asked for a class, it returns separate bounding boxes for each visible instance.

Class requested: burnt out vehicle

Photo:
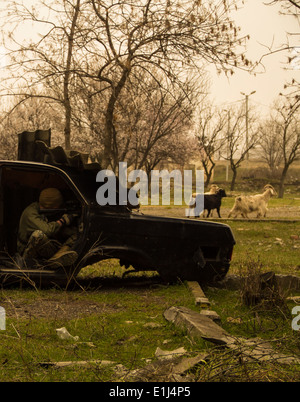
[0,130,235,286]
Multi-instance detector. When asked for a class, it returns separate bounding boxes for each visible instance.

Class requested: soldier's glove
[59,213,75,226]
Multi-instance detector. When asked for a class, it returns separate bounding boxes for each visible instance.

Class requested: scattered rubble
[44,274,300,381]
[186,280,220,321]
[164,306,232,345]
[216,273,300,293]
[186,281,210,307]
[199,309,220,322]
[117,352,209,382]
[143,322,162,328]
[56,327,79,341]
[155,346,187,360]
[164,305,300,366]
[39,359,115,369]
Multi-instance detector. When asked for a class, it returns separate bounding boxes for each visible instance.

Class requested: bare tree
[86,0,251,168]
[127,74,199,173]
[76,67,200,172]
[1,0,251,166]
[265,0,300,106]
[267,2,300,197]
[271,97,300,197]
[222,105,258,191]
[258,119,283,176]
[1,0,86,149]
[268,0,300,12]
[0,96,63,159]
[195,105,227,186]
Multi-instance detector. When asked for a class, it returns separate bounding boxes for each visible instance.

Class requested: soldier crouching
[17,188,78,269]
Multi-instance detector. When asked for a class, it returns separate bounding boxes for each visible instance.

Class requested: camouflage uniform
[17,201,77,266]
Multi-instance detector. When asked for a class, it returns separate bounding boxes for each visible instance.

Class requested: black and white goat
[188,188,227,218]
[203,188,227,218]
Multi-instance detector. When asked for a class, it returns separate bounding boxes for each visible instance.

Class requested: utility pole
[240,91,256,160]
[225,110,230,182]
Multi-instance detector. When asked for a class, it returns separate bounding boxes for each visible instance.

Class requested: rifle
[39,200,81,219]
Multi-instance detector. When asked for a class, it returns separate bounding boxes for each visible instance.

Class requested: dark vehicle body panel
[0,131,235,285]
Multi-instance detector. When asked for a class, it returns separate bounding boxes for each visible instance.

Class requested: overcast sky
[0,0,298,116]
[208,0,300,114]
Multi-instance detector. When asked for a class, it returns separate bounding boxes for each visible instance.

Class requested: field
[141,191,300,276]
[0,180,300,383]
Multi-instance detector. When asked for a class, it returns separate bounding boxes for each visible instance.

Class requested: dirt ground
[0,277,164,321]
[0,295,120,320]
[140,205,300,219]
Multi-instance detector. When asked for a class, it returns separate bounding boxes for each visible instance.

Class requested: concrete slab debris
[164,306,300,366]
[226,338,300,365]
[164,306,233,345]
[171,353,209,375]
[199,309,221,322]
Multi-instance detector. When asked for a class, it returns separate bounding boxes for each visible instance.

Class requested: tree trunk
[202,160,215,188]
[205,165,214,187]
[278,165,289,198]
[103,67,130,169]
[63,0,81,150]
[230,168,237,191]
[64,105,72,150]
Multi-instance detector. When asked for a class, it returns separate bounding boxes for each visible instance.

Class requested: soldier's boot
[37,238,61,260]
[23,230,60,261]
[47,245,78,269]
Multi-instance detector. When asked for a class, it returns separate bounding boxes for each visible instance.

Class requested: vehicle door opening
[0,165,85,270]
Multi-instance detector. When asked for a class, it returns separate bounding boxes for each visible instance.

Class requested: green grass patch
[0,282,200,381]
[228,221,300,275]
[0,206,300,381]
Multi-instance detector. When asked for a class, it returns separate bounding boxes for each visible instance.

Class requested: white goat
[190,184,219,199]
[228,185,277,219]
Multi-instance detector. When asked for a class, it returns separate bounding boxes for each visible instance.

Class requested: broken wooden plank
[187,281,211,307]
[39,360,115,368]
